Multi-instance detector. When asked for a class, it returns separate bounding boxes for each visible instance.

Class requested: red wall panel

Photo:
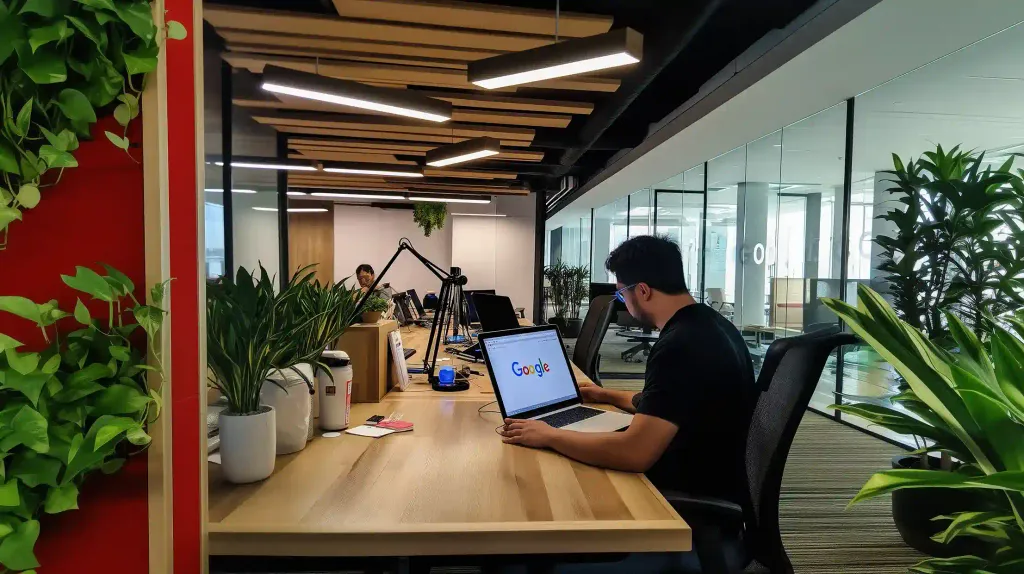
[0,116,150,573]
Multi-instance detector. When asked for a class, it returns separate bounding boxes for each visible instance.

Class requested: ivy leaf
[113,103,130,127]
[0,9,23,67]
[0,480,19,507]
[16,44,67,84]
[107,346,131,362]
[117,93,139,118]
[65,14,105,49]
[75,0,116,10]
[38,145,77,169]
[16,185,40,209]
[126,425,150,446]
[0,519,40,571]
[93,416,135,449]
[103,263,135,295]
[132,305,164,341]
[13,99,32,137]
[56,88,97,123]
[148,388,163,421]
[43,483,78,514]
[10,407,48,454]
[39,127,67,151]
[8,452,59,488]
[0,142,19,175]
[3,371,49,406]
[28,20,70,53]
[122,50,157,76]
[113,0,156,42]
[5,348,39,376]
[39,354,60,375]
[62,266,114,302]
[104,131,129,150]
[166,20,187,40]
[18,151,45,181]
[19,0,67,17]
[0,206,23,231]
[73,298,91,325]
[0,297,39,324]
[0,334,23,354]
[93,384,149,416]
[99,458,124,474]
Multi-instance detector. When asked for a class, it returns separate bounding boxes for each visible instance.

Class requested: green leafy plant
[273,266,360,386]
[875,146,1024,343]
[0,0,186,249]
[0,264,168,572]
[544,262,589,320]
[825,285,1024,573]
[361,294,389,314]
[412,202,446,237]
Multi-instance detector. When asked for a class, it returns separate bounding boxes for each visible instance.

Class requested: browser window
[483,330,578,416]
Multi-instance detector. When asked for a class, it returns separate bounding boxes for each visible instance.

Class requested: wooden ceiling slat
[414,91,595,115]
[218,30,502,61]
[423,168,517,180]
[226,44,467,70]
[330,0,611,38]
[205,5,555,52]
[263,125,535,147]
[287,138,546,162]
[234,97,571,128]
[287,151,416,165]
[249,112,535,142]
[223,53,621,93]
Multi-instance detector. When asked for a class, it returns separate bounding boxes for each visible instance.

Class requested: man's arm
[500,414,678,473]
[579,383,639,414]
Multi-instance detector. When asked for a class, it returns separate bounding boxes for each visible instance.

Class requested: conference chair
[663,327,858,574]
[570,295,617,387]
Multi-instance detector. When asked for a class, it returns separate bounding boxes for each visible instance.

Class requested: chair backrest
[571,295,616,384]
[745,328,858,571]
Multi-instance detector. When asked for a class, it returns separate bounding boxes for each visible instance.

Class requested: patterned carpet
[212,390,923,573]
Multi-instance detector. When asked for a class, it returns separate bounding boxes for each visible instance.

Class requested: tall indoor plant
[0,265,167,572]
[824,285,1024,573]
[544,262,589,338]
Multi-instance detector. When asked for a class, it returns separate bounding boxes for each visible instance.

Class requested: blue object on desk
[446,334,469,344]
[438,366,456,386]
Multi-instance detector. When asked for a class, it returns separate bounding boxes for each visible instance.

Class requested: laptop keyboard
[538,406,603,428]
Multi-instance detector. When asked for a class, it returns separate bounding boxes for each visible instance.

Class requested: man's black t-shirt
[632,304,756,507]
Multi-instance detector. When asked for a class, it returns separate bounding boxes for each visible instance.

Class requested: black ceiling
[208,0,822,197]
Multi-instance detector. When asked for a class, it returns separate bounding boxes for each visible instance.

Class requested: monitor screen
[482,328,578,417]
[472,293,520,332]
[463,289,496,323]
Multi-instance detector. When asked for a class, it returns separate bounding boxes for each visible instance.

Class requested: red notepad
[375,420,414,433]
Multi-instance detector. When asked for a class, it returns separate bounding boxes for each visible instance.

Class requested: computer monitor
[392,292,416,325]
[472,293,520,332]
[407,289,425,315]
[478,325,581,418]
[463,289,496,324]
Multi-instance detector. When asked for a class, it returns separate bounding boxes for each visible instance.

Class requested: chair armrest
[660,490,744,529]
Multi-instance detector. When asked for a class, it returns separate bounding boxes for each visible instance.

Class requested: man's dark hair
[606,235,688,294]
[356,263,374,276]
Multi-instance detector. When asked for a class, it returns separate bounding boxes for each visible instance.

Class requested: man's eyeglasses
[615,283,638,303]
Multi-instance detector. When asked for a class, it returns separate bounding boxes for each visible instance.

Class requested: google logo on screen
[512,359,550,378]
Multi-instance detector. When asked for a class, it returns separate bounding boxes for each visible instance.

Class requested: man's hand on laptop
[500,418,555,448]
[578,382,606,404]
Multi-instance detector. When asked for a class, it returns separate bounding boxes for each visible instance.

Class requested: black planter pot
[548,317,583,338]
[890,455,1001,558]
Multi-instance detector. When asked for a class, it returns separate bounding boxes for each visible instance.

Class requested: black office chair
[570,294,617,387]
[663,327,858,573]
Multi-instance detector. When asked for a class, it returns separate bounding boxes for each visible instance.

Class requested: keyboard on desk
[537,406,603,428]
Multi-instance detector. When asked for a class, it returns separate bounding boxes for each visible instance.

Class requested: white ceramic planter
[218,406,276,484]
[261,363,315,454]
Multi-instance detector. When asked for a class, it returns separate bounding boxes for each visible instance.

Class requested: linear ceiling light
[412,196,491,204]
[321,161,423,178]
[425,137,500,167]
[205,188,257,194]
[309,192,407,201]
[452,212,506,217]
[214,156,317,171]
[286,191,308,196]
[252,207,328,213]
[468,28,642,90]
[261,65,452,123]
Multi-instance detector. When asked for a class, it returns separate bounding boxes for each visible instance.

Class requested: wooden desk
[208,325,691,557]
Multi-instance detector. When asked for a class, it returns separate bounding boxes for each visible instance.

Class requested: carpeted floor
[212,397,923,573]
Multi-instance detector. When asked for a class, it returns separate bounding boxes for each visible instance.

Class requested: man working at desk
[500,235,756,508]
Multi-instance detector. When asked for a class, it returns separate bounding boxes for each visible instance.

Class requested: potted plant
[0,265,167,571]
[206,266,297,483]
[824,285,1024,573]
[360,294,389,324]
[261,267,359,454]
[544,262,589,338]
[853,146,1024,555]
[413,202,447,237]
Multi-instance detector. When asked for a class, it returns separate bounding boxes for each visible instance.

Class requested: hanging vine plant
[0,0,186,249]
[413,202,447,237]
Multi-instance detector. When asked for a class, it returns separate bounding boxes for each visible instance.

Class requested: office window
[628,188,653,239]
[655,163,705,298]
[591,196,629,284]
[705,146,744,318]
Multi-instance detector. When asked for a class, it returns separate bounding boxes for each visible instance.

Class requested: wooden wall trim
[143,2,173,573]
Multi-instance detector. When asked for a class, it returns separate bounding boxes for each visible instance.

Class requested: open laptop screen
[481,327,579,417]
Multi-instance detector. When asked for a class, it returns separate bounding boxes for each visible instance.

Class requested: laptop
[451,294,520,361]
[407,289,426,315]
[463,289,496,325]
[478,325,633,432]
